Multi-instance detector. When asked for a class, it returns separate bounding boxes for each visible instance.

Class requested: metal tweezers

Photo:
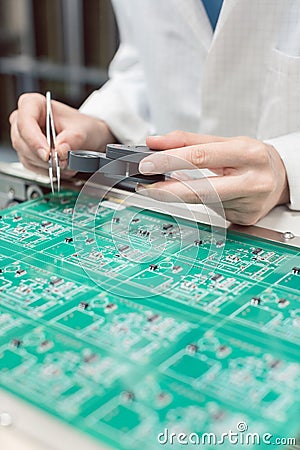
[46,91,60,193]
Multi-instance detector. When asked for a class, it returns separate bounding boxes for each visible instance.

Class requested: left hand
[137,131,290,225]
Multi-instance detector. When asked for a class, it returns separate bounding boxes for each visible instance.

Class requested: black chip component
[131,218,140,223]
[0,269,3,274]
[251,296,261,305]
[194,239,203,246]
[211,273,222,282]
[121,391,135,402]
[84,352,97,363]
[218,345,228,353]
[16,269,26,276]
[269,359,281,369]
[85,238,94,244]
[216,240,224,247]
[119,245,129,252]
[112,217,120,223]
[149,264,158,271]
[277,298,289,308]
[252,247,263,255]
[39,340,53,352]
[42,221,52,227]
[79,301,89,310]
[147,314,159,322]
[163,224,173,231]
[105,303,117,313]
[172,265,182,273]
[50,277,63,286]
[186,344,198,354]
[13,215,21,221]
[65,237,73,243]
[217,345,231,357]
[292,267,300,275]
[139,229,150,237]
[11,339,22,348]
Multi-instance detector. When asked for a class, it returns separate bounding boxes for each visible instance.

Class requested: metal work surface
[0,191,299,450]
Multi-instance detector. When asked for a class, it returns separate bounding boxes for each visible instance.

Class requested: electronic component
[252,247,263,255]
[15,269,26,277]
[11,338,22,348]
[194,239,203,246]
[50,277,63,286]
[186,343,198,354]
[118,245,130,253]
[79,301,89,310]
[211,273,223,282]
[251,296,261,305]
[139,229,150,237]
[277,298,289,308]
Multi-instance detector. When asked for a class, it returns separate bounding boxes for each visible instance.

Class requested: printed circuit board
[0,191,299,449]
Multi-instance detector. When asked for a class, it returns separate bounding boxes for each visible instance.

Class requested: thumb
[55,129,86,160]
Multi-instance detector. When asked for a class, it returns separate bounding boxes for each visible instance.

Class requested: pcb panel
[0,191,299,450]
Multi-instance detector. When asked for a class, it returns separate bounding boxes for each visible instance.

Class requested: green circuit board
[0,190,299,450]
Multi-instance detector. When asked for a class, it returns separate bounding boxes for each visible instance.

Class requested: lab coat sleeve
[265,132,300,211]
[79,5,152,144]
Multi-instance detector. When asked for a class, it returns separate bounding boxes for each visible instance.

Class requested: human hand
[9,93,116,177]
[137,131,289,225]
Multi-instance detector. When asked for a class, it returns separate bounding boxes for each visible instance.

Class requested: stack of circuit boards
[0,191,299,450]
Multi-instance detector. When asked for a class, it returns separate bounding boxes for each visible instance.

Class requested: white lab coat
[80,0,300,210]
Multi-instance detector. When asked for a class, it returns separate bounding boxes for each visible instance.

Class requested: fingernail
[57,143,70,158]
[37,148,48,161]
[149,135,162,139]
[139,161,155,174]
[59,160,68,170]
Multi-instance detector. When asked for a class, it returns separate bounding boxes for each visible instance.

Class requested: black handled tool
[68,144,164,184]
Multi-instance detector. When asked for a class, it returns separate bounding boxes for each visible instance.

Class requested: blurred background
[0,0,118,161]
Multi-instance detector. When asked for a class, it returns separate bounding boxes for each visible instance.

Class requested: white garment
[80,0,300,210]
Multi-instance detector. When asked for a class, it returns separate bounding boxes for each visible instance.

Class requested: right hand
[9,93,116,176]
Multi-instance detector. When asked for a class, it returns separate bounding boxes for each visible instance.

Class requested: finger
[139,140,248,175]
[16,93,49,161]
[169,171,194,181]
[9,109,17,125]
[136,175,246,203]
[146,131,229,150]
[55,129,86,160]
[11,120,49,168]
